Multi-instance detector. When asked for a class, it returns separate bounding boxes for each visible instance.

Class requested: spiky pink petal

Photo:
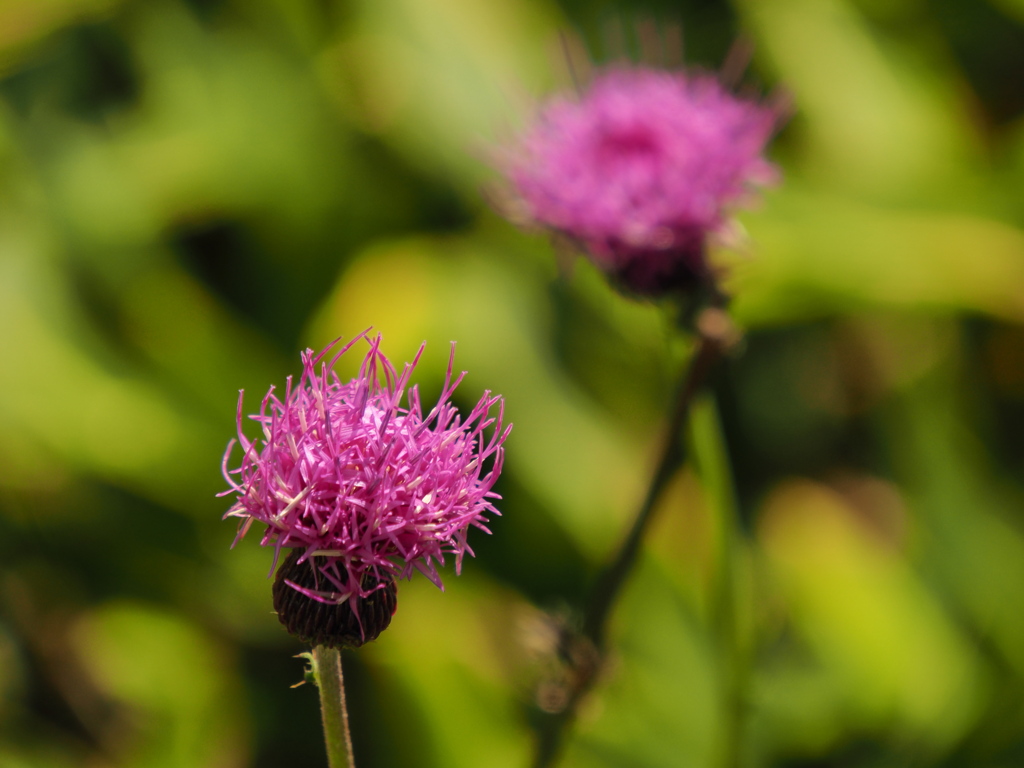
[220,332,511,604]
[501,65,781,295]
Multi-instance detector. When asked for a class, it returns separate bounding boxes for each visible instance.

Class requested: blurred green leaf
[758,479,985,749]
[72,601,247,768]
[331,0,558,183]
[727,188,1024,326]
[737,0,980,200]
[564,556,723,768]
[363,576,531,768]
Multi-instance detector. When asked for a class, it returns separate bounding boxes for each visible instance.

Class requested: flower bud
[273,549,398,648]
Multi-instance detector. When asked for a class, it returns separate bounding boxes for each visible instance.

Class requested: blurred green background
[2,0,1024,766]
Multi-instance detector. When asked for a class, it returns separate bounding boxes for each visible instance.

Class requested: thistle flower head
[220,332,510,618]
[500,64,781,296]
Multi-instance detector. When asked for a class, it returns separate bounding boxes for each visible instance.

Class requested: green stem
[532,303,734,768]
[582,326,728,649]
[313,646,355,768]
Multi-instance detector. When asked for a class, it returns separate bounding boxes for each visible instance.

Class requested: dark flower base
[272,549,398,648]
[605,236,707,298]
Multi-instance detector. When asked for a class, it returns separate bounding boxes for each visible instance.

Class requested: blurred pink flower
[221,332,510,607]
[501,65,781,295]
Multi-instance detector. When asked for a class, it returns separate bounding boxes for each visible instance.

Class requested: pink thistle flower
[500,65,781,296]
[220,332,511,615]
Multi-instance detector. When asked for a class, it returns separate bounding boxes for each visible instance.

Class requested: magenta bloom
[502,65,780,295]
[220,333,510,606]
